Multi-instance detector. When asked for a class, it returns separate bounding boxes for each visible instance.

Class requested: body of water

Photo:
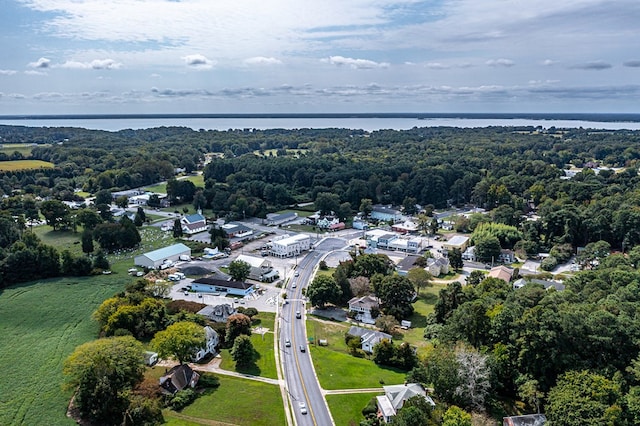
[1,114,640,131]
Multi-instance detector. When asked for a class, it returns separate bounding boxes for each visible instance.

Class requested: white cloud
[24,70,47,76]
[182,54,214,69]
[542,59,558,66]
[59,59,122,70]
[486,58,514,67]
[28,57,51,69]
[243,57,283,66]
[324,56,389,69]
[0,70,17,75]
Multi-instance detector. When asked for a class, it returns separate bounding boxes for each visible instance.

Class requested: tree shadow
[234,349,262,376]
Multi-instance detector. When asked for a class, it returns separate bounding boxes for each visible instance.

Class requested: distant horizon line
[1,112,639,122]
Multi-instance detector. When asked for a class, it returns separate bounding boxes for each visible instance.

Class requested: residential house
[159,364,200,395]
[190,277,255,297]
[348,295,380,325]
[328,222,345,231]
[371,205,403,223]
[352,216,370,230]
[376,383,435,423]
[197,304,237,323]
[462,246,476,261]
[441,235,470,252]
[317,216,340,229]
[144,351,158,366]
[499,249,516,264]
[396,255,421,276]
[488,265,514,283]
[134,243,191,269]
[194,326,219,362]
[181,212,208,235]
[347,326,392,353]
[265,211,298,226]
[427,257,450,277]
[236,254,279,282]
[377,233,398,249]
[503,414,547,426]
[513,278,565,291]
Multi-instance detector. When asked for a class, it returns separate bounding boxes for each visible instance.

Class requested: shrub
[166,389,197,411]
[362,397,378,416]
[540,255,558,271]
[198,373,220,388]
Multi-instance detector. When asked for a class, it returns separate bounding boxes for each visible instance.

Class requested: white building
[348,295,380,325]
[134,243,191,269]
[236,254,279,282]
[194,326,219,362]
[270,234,311,257]
[376,383,435,423]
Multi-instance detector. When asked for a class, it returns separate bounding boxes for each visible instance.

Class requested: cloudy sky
[1,0,639,114]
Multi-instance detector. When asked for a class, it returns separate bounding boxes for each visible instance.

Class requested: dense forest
[4,124,640,423]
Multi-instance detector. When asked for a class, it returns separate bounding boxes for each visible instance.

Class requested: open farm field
[0,143,39,156]
[0,275,131,425]
[0,159,54,171]
[163,375,285,426]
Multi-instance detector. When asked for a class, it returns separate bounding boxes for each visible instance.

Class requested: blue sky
[1,0,639,114]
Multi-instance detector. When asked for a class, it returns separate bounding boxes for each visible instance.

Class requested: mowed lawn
[0,159,54,171]
[219,313,278,379]
[327,392,381,426]
[163,375,285,426]
[0,275,131,425]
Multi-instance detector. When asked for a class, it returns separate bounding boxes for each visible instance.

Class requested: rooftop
[141,243,191,262]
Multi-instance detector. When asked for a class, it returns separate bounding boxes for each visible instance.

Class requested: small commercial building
[371,205,403,223]
[265,212,298,226]
[270,234,311,258]
[134,243,191,269]
[441,235,470,252]
[190,277,255,297]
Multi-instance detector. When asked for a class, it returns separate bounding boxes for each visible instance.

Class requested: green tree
[40,200,71,230]
[307,275,342,308]
[546,370,622,426]
[225,313,252,344]
[228,260,251,282]
[151,321,205,364]
[375,314,399,334]
[81,229,94,254]
[473,234,501,263]
[407,267,432,295]
[442,406,471,426]
[75,208,102,230]
[231,334,255,366]
[63,336,145,425]
[449,248,464,270]
[376,275,415,320]
[315,192,341,215]
[172,218,183,238]
[359,198,373,217]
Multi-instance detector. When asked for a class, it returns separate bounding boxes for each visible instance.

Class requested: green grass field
[0,275,132,425]
[308,343,406,389]
[0,159,54,171]
[219,313,278,379]
[327,392,381,426]
[0,143,40,156]
[32,226,84,256]
[144,174,204,194]
[163,375,285,426]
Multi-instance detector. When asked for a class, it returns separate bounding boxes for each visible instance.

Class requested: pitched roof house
[376,383,435,423]
[488,265,514,283]
[348,295,380,325]
[197,304,237,323]
[159,364,200,395]
[194,326,219,362]
[347,326,392,353]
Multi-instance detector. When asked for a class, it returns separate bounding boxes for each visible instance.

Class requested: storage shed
[134,243,192,269]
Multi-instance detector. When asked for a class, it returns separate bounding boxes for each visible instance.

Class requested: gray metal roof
[142,243,191,262]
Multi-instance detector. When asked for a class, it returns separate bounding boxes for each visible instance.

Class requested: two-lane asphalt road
[280,241,344,425]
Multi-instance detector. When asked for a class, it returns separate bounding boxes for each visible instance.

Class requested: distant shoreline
[1,112,639,122]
